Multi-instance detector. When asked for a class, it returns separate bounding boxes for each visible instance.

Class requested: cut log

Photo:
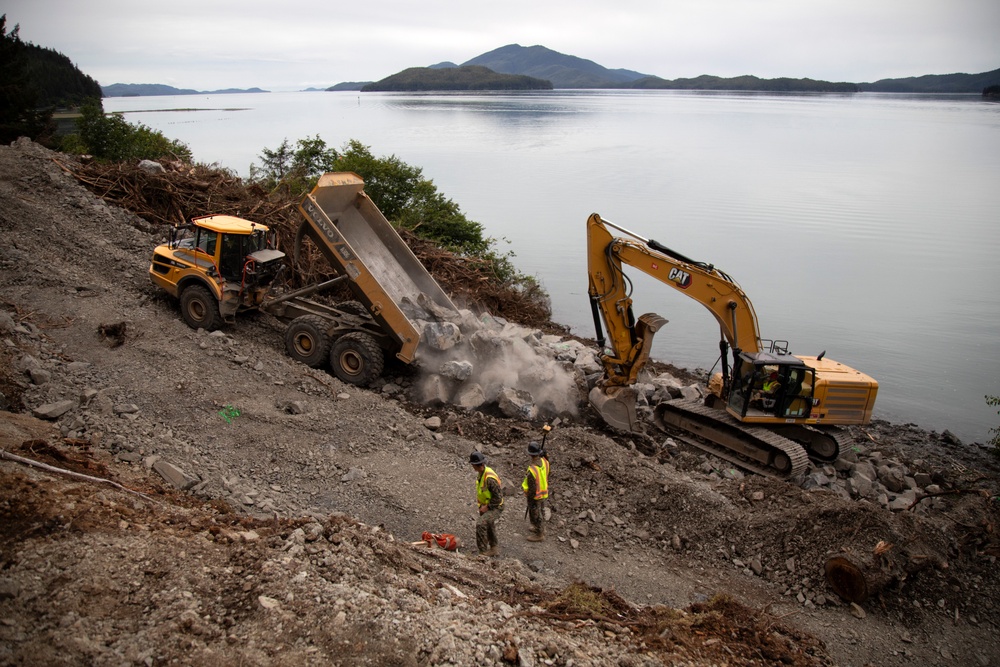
[825,542,938,603]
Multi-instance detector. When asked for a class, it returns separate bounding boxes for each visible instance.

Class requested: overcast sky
[5,0,998,91]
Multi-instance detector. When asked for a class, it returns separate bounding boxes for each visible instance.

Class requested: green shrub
[987,395,1000,455]
[251,136,543,293]
[60,101,191,163]
[249,135,339,195]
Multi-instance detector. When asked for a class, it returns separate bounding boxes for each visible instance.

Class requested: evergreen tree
[0,15,50,143]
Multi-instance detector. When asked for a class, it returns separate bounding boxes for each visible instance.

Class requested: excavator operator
[752,371,781,410]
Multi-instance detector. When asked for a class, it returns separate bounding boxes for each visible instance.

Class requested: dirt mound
[1,138,998,666]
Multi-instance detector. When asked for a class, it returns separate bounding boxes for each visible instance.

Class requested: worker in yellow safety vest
[521,441,550,542]
[470,451,503,556]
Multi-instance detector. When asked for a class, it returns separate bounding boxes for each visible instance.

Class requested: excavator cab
[727,352,815,421]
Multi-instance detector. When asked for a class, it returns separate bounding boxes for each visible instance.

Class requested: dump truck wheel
[284,315,331,368]
[330,332,384,386]
[180,285,223,331]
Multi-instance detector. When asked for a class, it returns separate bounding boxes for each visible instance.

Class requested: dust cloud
[410,308,583,418]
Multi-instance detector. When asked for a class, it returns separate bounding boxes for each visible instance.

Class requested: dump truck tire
[284,315,331,368]
[180,285,223,331]
[330,332,384,386]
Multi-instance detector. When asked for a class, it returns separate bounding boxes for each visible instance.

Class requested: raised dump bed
[293,172,459,366]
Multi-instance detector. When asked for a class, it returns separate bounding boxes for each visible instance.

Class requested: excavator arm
[587,212,770,431]
[588,212,764,382]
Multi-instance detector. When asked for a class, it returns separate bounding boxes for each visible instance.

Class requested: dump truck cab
[149,215,285,330]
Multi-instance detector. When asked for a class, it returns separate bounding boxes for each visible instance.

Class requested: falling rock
[496,386,538,420]
[453,383,486,410]
[31,399,76,420]
[418,321,462,351]
[424,416,442,431]
[414,374,451,405]
[439,360,473,381]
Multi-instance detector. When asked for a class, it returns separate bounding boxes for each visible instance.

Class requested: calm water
[105,91,1000,443]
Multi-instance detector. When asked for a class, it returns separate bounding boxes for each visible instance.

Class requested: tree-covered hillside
[22,41,102,107]
[362,65,552,92]
[627,74,860,92]
[859,68,1000,93]
[1,15,102,143]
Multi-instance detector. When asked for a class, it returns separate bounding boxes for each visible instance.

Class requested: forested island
[361,65,552,92]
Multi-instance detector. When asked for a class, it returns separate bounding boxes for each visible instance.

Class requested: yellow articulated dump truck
[149,172,458,385]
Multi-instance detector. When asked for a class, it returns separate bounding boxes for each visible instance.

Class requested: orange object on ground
[421,531,460,550]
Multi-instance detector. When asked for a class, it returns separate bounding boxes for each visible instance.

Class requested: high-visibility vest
[521,457,549,500]
[476,467,503,507]
[763,379,779,393]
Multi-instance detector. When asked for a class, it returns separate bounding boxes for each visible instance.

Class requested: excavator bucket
[589,385,641,433]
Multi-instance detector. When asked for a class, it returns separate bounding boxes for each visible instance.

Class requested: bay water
[104,90,1000,443]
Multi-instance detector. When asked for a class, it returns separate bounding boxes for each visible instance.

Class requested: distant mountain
[361,65,552,92]
[101,83,268,97]
[326,81,372,92]
[859,68,1000,93]
[428,62,458,69]
[462,44,648,88]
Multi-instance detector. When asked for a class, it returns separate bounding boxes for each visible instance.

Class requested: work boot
[526,533,544,542]
[485,545,499,557]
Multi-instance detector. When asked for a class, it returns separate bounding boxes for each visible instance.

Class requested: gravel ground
[1,138,998,667]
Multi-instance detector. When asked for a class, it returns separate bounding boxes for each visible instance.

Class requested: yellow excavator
[587,213,878,479]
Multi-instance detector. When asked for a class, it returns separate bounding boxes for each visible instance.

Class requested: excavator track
[772,423,852,464]
[653,399,810,480]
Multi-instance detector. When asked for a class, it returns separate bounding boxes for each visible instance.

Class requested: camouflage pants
[527,499,545,535]
[476,506,503,553]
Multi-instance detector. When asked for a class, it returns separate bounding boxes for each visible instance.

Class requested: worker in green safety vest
[521,441,549,542]
[470,451,503,556]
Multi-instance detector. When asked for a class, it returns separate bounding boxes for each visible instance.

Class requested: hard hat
[469,451,487,466]
[527,441,544,456]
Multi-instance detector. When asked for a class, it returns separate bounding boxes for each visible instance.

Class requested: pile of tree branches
[66,159,554,329]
